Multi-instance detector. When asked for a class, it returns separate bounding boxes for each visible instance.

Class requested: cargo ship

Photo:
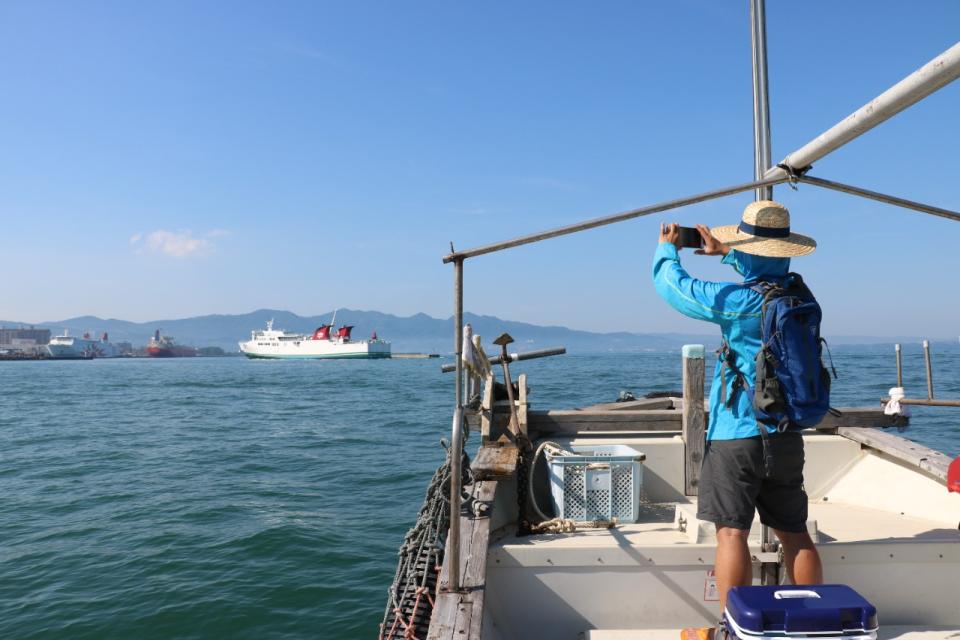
[47,331,121,359]
[239,318,390,359]
[146,330,197,358]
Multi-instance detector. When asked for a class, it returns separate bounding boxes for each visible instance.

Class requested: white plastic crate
[545,445,645,523]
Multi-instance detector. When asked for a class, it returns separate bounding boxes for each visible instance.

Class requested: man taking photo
[651,200,823,616]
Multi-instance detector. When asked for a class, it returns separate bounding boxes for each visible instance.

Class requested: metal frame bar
[749,0,778,586]
[750,0,773,201]
[440,346,565,374]
[442,175,787,264]
[446,259,464,592]
[886,341,960,408]
[766,41,960,178]
[923,340,935,400]
[798,175,960,222]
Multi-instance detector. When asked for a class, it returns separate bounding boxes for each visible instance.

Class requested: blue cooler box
[724,585,878,640]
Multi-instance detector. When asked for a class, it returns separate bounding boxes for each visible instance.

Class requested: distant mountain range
[0,309,949,354]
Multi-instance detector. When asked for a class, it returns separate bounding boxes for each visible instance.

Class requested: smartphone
[676,226,703,249]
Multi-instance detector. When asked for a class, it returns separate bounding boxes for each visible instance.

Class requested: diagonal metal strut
[799,175,960,223]
[442,175,789,263]
[767,41,960,178]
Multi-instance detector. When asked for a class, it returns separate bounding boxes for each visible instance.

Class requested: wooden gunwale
[466,405,907,436]
[429,480,499,640]
[837,426,953,483]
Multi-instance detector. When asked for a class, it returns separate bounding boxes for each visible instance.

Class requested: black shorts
[696,431,809,533]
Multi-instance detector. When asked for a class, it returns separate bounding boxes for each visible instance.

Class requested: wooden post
[517,373,529,439]
[480,373,495,445]
[923,340,934,400]
[682,344,706,496]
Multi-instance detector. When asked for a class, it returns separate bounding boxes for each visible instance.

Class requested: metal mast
[750,0,778,586]
[750,0,773,201]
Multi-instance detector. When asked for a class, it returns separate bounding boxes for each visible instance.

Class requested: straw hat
[711,200,816,257]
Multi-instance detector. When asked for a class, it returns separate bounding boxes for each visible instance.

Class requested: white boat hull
[239,319,391,359]
[238,338,391,359]
[47,337,121,359]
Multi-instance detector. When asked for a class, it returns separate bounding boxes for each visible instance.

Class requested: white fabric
[472,335,491,377]
[884,386,910,417]
[461,324,491,378]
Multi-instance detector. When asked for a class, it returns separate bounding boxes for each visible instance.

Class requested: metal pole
[440,346,566,373]
[446,259,464,592]
[495,340,521,437]
[798,175,960,223]
[750,0,773,201]
[749,0,778,587]
[766,41,960,178]
[895,343,902,388]
[898,398,960,407]
[442,175,787,263]
[454,259,464,412]
[923,340,934,400]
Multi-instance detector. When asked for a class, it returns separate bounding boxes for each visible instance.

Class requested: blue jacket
[651,242,790,440]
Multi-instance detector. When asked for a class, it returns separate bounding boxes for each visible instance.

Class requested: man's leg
[774,529,822,585]
[715,526,753,611]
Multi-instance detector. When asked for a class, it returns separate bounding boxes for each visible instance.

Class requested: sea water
[1,346,958,639]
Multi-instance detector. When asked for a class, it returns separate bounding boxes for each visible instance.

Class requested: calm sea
[2,346,958,639]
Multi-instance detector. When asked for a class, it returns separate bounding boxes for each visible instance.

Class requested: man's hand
[659,222,680,248]
[694,224,729,256]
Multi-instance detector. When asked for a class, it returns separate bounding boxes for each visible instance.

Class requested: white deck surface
[481,435,960,639]
[491,499,958,554]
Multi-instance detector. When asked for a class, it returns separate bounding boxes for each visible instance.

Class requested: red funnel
[949,456,960,493]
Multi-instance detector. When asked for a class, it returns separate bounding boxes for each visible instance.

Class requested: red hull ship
[146,329,197,358]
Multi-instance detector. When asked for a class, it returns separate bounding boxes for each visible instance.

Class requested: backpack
[750,273,837,431]
[716,272,837,432]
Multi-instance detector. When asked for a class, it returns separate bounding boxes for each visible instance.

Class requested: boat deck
[477,432,960,640]
[428,386,960,640]
[491,499,959,552]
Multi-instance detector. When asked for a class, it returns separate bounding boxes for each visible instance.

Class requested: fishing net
[379,442,471,640]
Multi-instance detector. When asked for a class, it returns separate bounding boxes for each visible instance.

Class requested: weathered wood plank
[517,374,528,438]
[578,397,677,412]
[682,346,706,496]
[476,406,902,436]
[431,555,468,637]
[529,409,684,434]
[479,373,494,444]
[472,445,518,480]
[464,481,497,640]
[814,408,909,430]
[838,427,952,482]
[671,398,709,412]
[463,482,496,583]
[429,481,497,640]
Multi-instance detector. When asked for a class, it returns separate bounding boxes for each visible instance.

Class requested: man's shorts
[696,431,809,532]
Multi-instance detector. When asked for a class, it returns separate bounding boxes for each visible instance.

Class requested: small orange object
[680,627,716,640]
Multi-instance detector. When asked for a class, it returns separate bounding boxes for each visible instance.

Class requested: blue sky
[1,1,957,337]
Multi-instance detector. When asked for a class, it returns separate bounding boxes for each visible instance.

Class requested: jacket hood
[729,250,790,281]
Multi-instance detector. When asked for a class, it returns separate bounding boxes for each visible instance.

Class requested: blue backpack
[750,273,836,430]
[717,272,837,433]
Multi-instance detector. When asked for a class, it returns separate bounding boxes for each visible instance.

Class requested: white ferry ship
[47,331,121,359]
[239,319,391,359]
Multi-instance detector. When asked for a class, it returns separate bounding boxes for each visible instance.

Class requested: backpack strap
[716,339,748,408]
[747,279,786,330]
